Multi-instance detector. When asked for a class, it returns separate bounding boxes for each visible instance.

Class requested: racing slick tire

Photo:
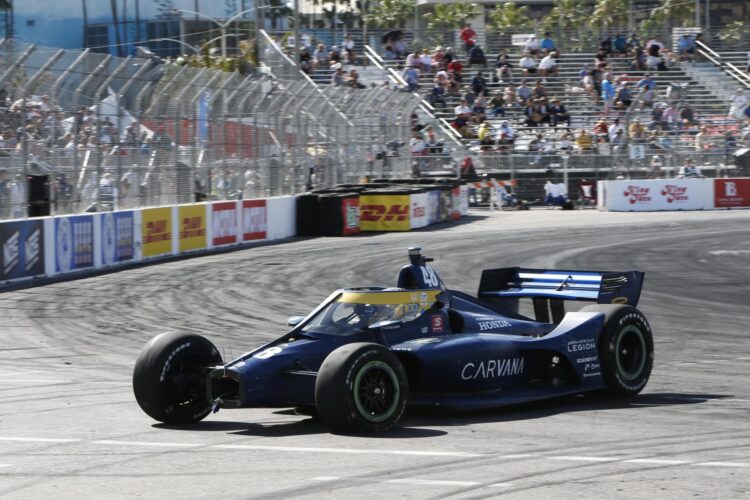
[315,343,408,434]
[133,332,223,424]
[582,304,654,397]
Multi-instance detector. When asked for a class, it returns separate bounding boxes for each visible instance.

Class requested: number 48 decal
[421,267,439,287]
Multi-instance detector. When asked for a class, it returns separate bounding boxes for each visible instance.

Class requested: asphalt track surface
[1,209,750,499]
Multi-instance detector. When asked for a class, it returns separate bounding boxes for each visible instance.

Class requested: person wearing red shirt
[447,59,463,75]
[460,23,477,54]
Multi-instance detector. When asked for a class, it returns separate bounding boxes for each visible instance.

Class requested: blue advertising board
[55,215,94,273]
[0,219,45,282]
[101,211,135,266]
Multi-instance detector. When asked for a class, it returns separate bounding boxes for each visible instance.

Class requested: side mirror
[287,316,304,327]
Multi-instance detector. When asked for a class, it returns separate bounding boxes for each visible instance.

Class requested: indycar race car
[133,248,653,433]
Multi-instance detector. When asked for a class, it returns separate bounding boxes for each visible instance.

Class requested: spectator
[613,34,627,55]
[680,103,698,127]
[459,23,477,54]
[313,43,328,68]
[488,91,506,117]
[524,98,547,127]
[468,45,487,67]
[494,52,513,83]
[431,47,446,70]
[582,70,597,101]
[462,86,477,107]
[519,51,538,75]
[454,99,472,117]
[593,118,609,141]
[503,84,517,107]
[649,104,664,130]
[406,51,420,68]
[447,58,463,81]
[443,47,455,65]
[342,34,356,62]
[329,45,341,65]
[646,36,664,57]
[471,93,487,123]
[460,156,477,178]
[524,35,540,55]
[420,49,433,73]
[543,179,566,206]
[628,118,646,141]
[637,74,656,91]
[600,36,613,55]
[640,87,657,109]
[548,98,570,127]
[533,79,546,98]
[517,80,532,102]
[393,37,408,58]
[695,126,714,150]
[347,69,365,89]
[540,33,556,52]
[601,73,616,115]
[576,129,594,151]
[608,117,624,142]
[428,82,447,110]
[471,71,487,95]
[661,103,678,130]
[298,46,313,73]
[496,120,515,149]
[678,158,703,178]
[331,64,345,86]
[538,51,557,78]
[558,131,573,151]
[402,65,420,92]
[678,34,696,61]
[477,121,493,149]
[729,88,748,121]
[627,33,641,50]
[409,129,427,173]
[616,82,633,109]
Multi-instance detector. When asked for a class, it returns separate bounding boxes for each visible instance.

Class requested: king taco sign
[623,185,651,204]
[660,184,689,203]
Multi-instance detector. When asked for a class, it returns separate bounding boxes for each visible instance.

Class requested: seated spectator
[477,121,494,149]
[447,58,463,81]
[729,88,748,121]
[329,46,341,65]
[548,99,570,127]
[680,103,698,127]
[646,52,667,72]
[432,47,446,70]
[601,73,616,115]
[443,47,455,65]
[595,48,609,66]
[402,65,420,92]
[406,51,420,68]
[503,84,517,107]
[471,71,487,95]
[630,48,646,71]
[678,34,696,61]
[517,80,532,102]
[538,51,558,77]
[519,52,538,75]
[678,158,703,178]
[533,80,546,98]
[494,52,513,83]
[496,120,515,149]
[468,45,487,66]
[649,105,664,130]
[488,91,506,117]
[600,36,613,55]
[298,46,313,74]
[540,33,556,53]
[582,70,598,101]
[383,44,397,60]
[637,73,656,91]
[462,86,477,107]
[593,119,609,141]
[420,49,433,73]
[616,82,633,109]
[342,47,356,65]
[524,98,547,127]
[454,99,472,117]
[313,43,328,68]
[628,118,646,141]
[428,82,447,110]
[640,88,656,109]
[627,33,641,51]
[347,69,365,89]
[524,35,540,55]
[613,34,627,55]
[558,132,573,150]
[661,103,678,130]
[471,93,487,123]
[695,126,714,150]
[451,114,472,138]
[608,118,624,142]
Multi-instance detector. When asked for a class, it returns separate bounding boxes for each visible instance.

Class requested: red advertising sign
[212,202,238,246]
[341,197,360,236]
[242,199,267,241]
[714,179,750,208]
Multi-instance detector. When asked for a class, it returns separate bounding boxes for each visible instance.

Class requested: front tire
[132,332,223,424]
[315,343,408,434]
[582,304,654,397]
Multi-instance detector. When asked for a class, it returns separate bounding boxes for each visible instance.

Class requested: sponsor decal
[623,185,651,204]
[242,199,267,241]
[212,202,238,246]
[611,296,628,304]
[0,220,45,281]
[461,357,524,380]
[379,323,401,331]
[568,338,596,353]
[478,320,512,331]
[714,179,750,208]
[341,197,360,236]
[102,212,134,266]
[431,315,444,333]
[178,205,207,253]
[142,207,173,257]
[413,204,425,218]
[576,356,599,364]
[55,215,94,273]
[359,194,411,231]
[659,184,689,203]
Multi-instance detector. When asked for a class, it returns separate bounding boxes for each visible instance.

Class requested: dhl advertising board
[359,194,411,231]
[178,204,207,252]
[141,207,173,258]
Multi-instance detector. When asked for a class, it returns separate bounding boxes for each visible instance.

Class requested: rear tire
[132,332,223,424]
[315,343,408,434]
[581,304,654,397]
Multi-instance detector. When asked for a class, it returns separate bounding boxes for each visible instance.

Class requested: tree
[488,2,533,31]
[540,0,587,34]
[590,0,628,28]
[718,21,746,46]
[639,0,695,34]
[364,0,412,28]
[422,1,481,30]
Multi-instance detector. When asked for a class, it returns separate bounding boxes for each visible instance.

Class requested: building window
[85,25,110,53]
[146,21,182,59]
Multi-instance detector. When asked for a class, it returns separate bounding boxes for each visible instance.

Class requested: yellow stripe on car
[339,290,441,306]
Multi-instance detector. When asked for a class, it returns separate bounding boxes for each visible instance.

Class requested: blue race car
[133,247,653,433]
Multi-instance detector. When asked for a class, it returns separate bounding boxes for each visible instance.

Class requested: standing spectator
[402,65,420,92]
[519,51,538,75]
[601,73,616,115]
[459,23,477,54]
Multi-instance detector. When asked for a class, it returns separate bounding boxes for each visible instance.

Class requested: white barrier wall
[598,179,711,211]
[267,196,296,240]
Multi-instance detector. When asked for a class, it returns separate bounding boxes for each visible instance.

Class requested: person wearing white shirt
[524,35,539,54]
[454,100,472,116]
[729,88,748,120]
[406,52,420,68]
[519,53,538,74]
[608,118,624,142]
[420,50,432,73]
[342,35,354,51]
[538,52,557,77]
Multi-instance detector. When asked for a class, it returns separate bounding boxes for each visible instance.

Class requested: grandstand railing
[696,40,750,89]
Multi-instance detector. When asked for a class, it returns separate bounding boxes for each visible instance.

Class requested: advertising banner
[359,194,411,231]
[55,215,94,273]
[141,207,173,258]
[450,187,462,220]
[342,197,360,236]
[603,179,707,211]
[439,190,452,221]
[714,178,750,208]
[101,211,135,266]
[426,190,441,225]
[178,204,207,253]
[410,192,429,229]
[242,199,267,241]
[459,185,469,215]
[0,219,44,281]
[212,201,239,246]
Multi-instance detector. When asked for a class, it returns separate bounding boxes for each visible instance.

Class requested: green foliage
[718,21,746,44]
[488,2,533,31]
[175,37,258,73]
[423,1,481,30]
[541,0,587,33]
[364,0,412,28]
[638,0,695,33]
[590,0,628,27]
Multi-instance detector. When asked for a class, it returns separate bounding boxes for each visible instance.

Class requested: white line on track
[549,456,618,462]
[312,477,341,481]
[624,458,691,465]
[0,437,80,443]
[212,443,484,457]
[387,479,480,486]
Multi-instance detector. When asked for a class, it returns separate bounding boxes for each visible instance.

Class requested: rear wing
[478,268,645,323]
